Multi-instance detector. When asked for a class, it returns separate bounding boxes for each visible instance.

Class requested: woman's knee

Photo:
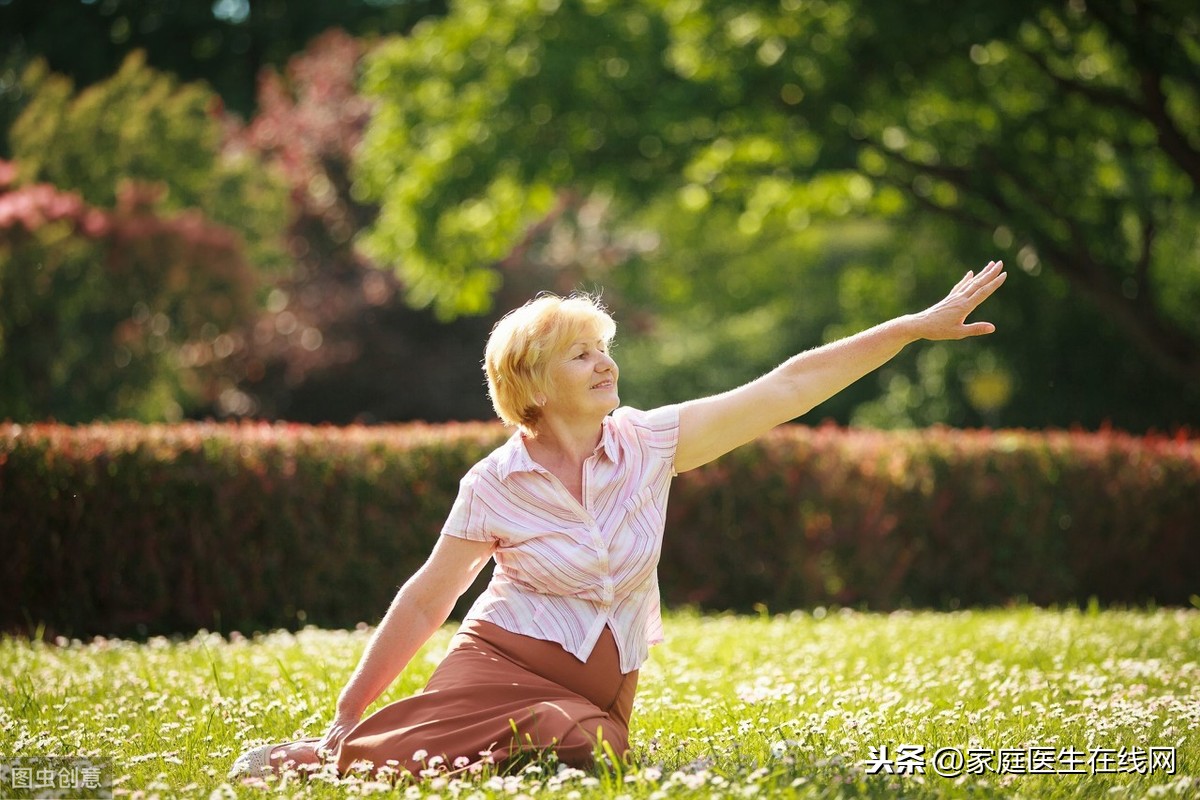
[555,718,629,768]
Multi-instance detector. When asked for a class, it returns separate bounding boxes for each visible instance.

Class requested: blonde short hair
[485,293,616,435]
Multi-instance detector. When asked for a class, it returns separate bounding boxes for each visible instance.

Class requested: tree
[213,29,644,423]
[0,0,448,121]
[0,168,259,421]
[844,0,1200,387]
[0,54,288,422]
[352,0,1199,428]
[10,51,287,271]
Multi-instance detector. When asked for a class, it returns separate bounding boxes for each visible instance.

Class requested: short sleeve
[439,471,493,542]
[612,405,680,475]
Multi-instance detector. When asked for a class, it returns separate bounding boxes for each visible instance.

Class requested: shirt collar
[496,416,620,481]
[597,414,620,462]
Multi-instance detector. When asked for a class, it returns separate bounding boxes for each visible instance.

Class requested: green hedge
[2,422,1197,638]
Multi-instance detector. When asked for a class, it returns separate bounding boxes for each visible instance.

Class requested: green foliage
[348,0,842,311]
[610,205,1198,431]
[3,2,1197,431]
[3,422,1196,640]
[0,49,32,162]
[0,180,261,422]
[215,32,643,424]
[847,0,1200,384]
[9,51,288,271]
[356,0,1200,429]
[354,0,865,317]
[0,53,294,423]
[611,204,894,414]
[0,0,449,118]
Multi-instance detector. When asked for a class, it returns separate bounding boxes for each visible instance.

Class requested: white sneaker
[228,742,279,779]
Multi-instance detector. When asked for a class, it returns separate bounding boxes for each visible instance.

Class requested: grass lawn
[2,607,1198,798]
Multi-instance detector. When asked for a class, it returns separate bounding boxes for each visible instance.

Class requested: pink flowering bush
[0,167,260,422]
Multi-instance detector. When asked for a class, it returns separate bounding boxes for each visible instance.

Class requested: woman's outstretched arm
[317,535,495,752]
[672,260,1007,473]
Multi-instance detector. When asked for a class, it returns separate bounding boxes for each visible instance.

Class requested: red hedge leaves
[660,425,1199,612]
[2,422,1196,638]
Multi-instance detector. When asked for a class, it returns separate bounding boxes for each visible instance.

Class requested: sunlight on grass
[2,608,1197,798]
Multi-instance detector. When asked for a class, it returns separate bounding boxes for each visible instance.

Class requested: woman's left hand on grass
[317,711,361,757]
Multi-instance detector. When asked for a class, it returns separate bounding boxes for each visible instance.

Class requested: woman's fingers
[960,320,997,338]
[966,260,1000,286]
[950,269,976,294]
[953,262,1006,337]
[317,723,350,754]
[918,260,1006,340]
[951,260,1002,299]
[966,264,1007,306]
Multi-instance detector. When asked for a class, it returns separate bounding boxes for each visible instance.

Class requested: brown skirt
[336,619,639,777]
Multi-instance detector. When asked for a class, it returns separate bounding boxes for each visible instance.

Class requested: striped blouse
[441,405,680,673]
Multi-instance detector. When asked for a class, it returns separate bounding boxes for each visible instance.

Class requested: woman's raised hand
[911,260,1007,341]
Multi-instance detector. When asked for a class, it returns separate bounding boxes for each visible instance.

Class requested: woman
[230,260,1007,780]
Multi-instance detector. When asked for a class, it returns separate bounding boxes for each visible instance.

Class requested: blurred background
[2,0,1197,433]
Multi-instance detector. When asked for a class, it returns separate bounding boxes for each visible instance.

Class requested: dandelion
[3,608,1198,796]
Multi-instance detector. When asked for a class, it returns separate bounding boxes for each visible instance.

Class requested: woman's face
[542,335,619,421]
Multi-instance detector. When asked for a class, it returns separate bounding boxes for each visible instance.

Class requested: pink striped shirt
[441,406,680,673]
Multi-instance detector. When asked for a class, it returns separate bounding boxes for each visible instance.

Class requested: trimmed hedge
[2,422,1197,638]
[658,425,1199,612]
[0,422,506,639]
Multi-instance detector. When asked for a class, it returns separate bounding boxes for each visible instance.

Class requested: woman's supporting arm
[318,534,495,751]
[673,260,1007,473]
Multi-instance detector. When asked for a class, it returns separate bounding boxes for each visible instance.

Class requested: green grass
[2,607,1198,798]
